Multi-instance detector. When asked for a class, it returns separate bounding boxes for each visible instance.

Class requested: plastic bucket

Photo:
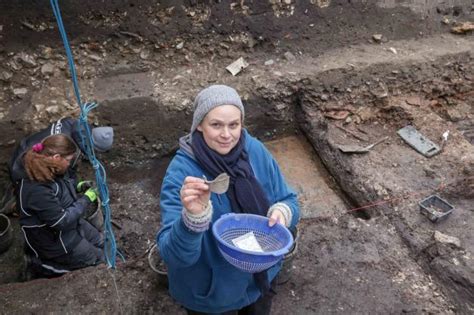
[148,244,168,288]
[0,213,13,254]
[276,226,299,285]
[86,203,104,231]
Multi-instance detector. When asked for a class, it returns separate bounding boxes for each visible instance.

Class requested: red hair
[24,134,77,182]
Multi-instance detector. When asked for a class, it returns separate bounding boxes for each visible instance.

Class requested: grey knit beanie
[191,85,245,133]
[92,127,114,152]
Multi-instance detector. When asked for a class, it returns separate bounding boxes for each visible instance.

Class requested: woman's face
[52,153,76,174]
[197,105,242,155]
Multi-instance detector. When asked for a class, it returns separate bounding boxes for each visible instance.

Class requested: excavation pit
[0,1,473,313]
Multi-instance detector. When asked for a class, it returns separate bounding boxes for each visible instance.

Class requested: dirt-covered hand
[180,176,210,215]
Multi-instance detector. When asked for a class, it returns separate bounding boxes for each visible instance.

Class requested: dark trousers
[186,285,276,315]
[53,219,105,270]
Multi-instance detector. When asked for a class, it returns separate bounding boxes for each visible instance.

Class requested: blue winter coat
[157,130,299,313]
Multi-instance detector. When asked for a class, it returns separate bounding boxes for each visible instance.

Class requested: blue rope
[50,0,121,268]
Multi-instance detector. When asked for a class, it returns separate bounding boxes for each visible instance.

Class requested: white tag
[231,231,264,253]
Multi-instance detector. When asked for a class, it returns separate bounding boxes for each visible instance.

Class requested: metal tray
[419,195,454,222]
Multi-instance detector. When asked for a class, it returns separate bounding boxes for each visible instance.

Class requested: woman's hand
[268,209,286,227]
[180,176,210,215]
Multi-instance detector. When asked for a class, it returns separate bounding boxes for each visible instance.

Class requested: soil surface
[0,1,473,313]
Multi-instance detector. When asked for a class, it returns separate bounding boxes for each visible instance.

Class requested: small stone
[21,21,36,31]
[372,34,383,42]
[442,17,450,25]
[17,52,37,67]
[446,108,464,122]
[41,47,53,59]
[264,59,274,66]
[373,183,383,194]
[139,49,150,60]
[276,103,287,110]
[34,104,45,112]
[0,71,13,82]
[45,105,60,114]
[181,98,191,107]
[284,51,296,62]
[152,143,163,151]
[423,166,436,178]
[348,220,358,230]
[41,63,54,75]
[88,54,102,61]
[176,42,184,50]
[320,94,329,101]
[388,47,397,54]
[0,25,3,32]
[13,87,28,97]
[219,43,230,50]
[245,36,256,48]
[434,231,461,248]
[8,60,22,71]
[172,74,184,82]
[284,0,292,4]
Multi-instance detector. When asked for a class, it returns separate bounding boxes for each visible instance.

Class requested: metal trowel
[337,136,389,153]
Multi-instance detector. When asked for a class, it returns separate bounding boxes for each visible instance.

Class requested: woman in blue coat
[157,85,299,314]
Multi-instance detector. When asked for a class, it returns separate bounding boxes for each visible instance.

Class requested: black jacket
[9,118,85,185]
[19,175,92,259]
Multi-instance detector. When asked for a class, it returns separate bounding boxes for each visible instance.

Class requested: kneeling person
[20,134,104,273]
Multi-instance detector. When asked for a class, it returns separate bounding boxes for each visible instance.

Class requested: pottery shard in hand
[205,173,230,194]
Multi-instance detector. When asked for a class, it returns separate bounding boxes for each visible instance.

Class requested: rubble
[0,71,13,82]
[16,52,37,68]
[45,105,60,114]
[226,57,249,76]
[372,34,383,42]
[451,21,474,34]
[12,88,28,97]
[284,51,296,62]
[434,231,461,248]
[264,59,275,66]
[40,63,54,76]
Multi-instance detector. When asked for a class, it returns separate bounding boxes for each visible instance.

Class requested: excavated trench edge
[290,55,473,312]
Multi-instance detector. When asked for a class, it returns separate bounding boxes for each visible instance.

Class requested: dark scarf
[191,130,271,292]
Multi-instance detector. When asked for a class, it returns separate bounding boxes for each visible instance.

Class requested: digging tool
[337,136,389,153]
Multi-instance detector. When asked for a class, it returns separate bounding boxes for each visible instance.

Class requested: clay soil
[0,1,473,314]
